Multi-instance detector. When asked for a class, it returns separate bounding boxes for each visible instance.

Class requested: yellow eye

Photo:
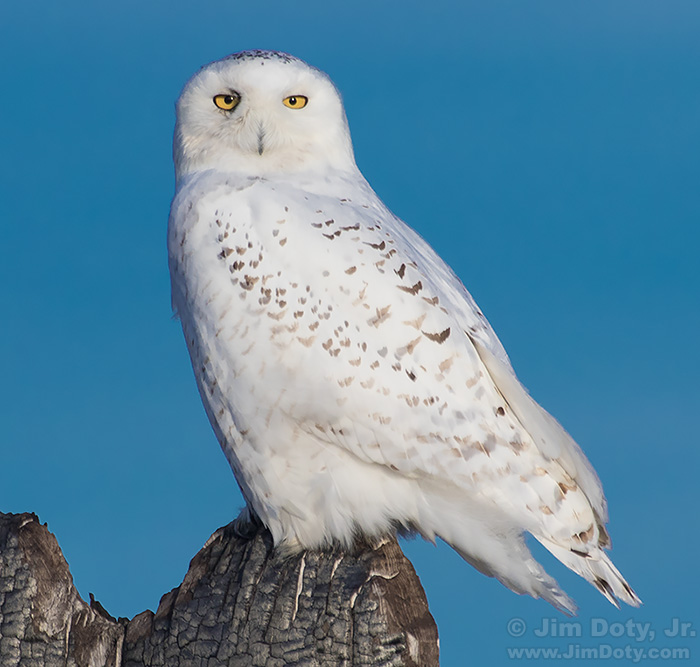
[283,95,308,109]
[213,93,240,111]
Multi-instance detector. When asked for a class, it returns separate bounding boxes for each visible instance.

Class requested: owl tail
[416,488,578,614]
[451,534,579,615]
[535,537,641,608]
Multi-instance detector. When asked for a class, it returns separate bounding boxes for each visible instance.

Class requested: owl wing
[389,208,608,519]
[293,179,608,522]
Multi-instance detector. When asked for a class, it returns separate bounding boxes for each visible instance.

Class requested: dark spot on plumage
[496,406,505,416]
[422,327,451,343]
[397,280,422,295]
[596,521,612,548]
[395,264,406,279]
[571,549,590,558]
[345,266,356,275]
[240,275,259,291]
[406,370,417,382]
[365,240,386,251]
[218,247,234,259]
[340,223,360,231]
[311,222,323,228]
[574,525,595,543]
[594,578,617,602]
[368,305,391,327]
[324,219,334,226]
[509,439,524,453]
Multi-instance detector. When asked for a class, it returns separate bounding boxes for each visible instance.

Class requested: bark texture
[0,512,439,667]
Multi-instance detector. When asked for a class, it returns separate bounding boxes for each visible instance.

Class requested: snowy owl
[168,50,640,613]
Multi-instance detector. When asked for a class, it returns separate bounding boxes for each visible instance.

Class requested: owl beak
[257,127,265,156]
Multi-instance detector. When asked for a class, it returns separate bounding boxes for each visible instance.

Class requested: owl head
[174,51,357,181]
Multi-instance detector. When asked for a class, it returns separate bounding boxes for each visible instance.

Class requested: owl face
[174,51,356,180]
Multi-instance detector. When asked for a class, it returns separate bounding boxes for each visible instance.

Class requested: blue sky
[2,2,699,665]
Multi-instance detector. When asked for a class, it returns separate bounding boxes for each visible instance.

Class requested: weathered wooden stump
[0,512,439,666]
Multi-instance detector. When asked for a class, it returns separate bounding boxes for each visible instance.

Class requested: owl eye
[283,95,308,109]
[213,93,240,111]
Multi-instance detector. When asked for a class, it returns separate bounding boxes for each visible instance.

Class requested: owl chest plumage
[169,173,416,408]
